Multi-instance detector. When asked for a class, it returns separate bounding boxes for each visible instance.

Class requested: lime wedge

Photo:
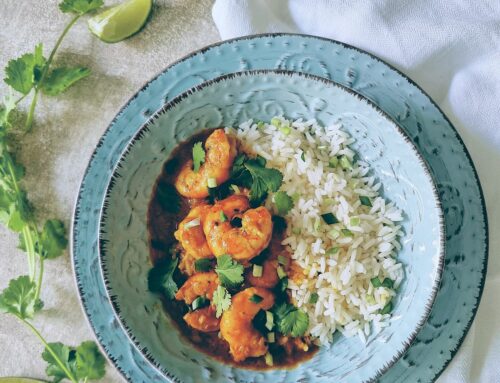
[88,0,153,43]
[0,379,46,383]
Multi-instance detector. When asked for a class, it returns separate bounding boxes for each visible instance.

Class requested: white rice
[226,117,404,345]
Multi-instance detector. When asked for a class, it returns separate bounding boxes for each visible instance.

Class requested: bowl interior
[99,71,443,383]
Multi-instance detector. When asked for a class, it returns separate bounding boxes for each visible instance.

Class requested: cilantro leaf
[148,257,179,299]
[42,341,106,383]
[230,154,253,188]
[215,254,244,288]
[39,219,68,259]
[273,302,309,337]
[75,341,106,380]
[41,67,91,96]
[4,44,46,94]
[42,342,77,383]
[244,158,283,201]
[0,94,17,128]
[212,285,231,318]
[0,275,39,319]
[59,0,104,14]
[274,191,293,216]
[192,141,205,173]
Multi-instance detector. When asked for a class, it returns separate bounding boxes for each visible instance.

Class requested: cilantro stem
[25,89,38,131]
[25,14,81,131]
[21,318,78,383]
[35,258,44,302]
[43,14,82,82]
[22,226,35,279]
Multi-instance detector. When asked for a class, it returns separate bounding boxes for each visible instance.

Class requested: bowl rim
[96,69,446,382]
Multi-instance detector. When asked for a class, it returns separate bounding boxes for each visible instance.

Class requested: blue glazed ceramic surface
[99,71,444,383]
[71,34,488,383]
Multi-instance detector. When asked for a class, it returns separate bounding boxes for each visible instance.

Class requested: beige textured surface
[0,0,219,380]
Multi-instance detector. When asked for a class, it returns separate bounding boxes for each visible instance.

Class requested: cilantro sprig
[230,154,283,202]
[0,1,107,381]
[273,302,309,337]
[212,285,231,318]
[215,254,244,288]
[148,257,179,300]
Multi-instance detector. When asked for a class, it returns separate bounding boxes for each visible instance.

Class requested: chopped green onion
[328,229,340,239]
[279,125,291,135]
[321,213,339,225]
[339,155,352,170]
[326,247,340,256]
[371,276,382,287]
[220,211,227,222]
[194,258,212,272]
[301,152,306,161]
[292,227,301,235]
[323,197,335,206]
[184,218,201,229]
[270,117,281,127]
[309,292,319,304]
[341,228,353,237]
[257,121,265,130]
[359,196,372,207]
[291,192,300,203]
[207,177,217,188]
[252,264,263,277]
[381,278,394,289]
[191,296,209,311]
[231,184,241,194]
[267,332,275,343]
[277,265,287,279]
[380,300,393,314]
[265,311,274,331]
[350,217,361,226]
[250,294,264,303]
[264,352,274,366]
[328,157,339,168]
[366,294,376,305]
[314,217,321,231]
[277,255,288,266]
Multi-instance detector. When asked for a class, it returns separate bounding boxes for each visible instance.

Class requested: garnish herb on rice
[274,191,294,216]
[230,154,283,201]
[273,302,309,337]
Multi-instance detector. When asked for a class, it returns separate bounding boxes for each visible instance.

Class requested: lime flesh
[88,0,153,43]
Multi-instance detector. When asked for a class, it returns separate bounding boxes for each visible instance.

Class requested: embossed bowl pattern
[99,71,444,383]
[72,33,488,383]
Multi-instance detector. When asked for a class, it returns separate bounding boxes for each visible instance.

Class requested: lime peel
[88,0,152,43]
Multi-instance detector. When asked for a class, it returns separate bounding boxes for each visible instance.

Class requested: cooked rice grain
[226,117,404,345]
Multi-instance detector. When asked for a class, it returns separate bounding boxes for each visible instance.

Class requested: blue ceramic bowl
[99,70,444,383]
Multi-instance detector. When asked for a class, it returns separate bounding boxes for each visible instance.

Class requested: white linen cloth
[212,2,500,382]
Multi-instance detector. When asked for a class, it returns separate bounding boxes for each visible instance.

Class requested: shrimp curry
[147,128,317,369]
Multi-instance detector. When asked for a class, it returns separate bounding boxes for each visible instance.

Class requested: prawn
[174,203,212,259]
[203,195,273,261]
[175,129,237,198]
[183,306,220,332]
[220,287,275,362]
[175,272,221,333]
[175,271,219,304]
